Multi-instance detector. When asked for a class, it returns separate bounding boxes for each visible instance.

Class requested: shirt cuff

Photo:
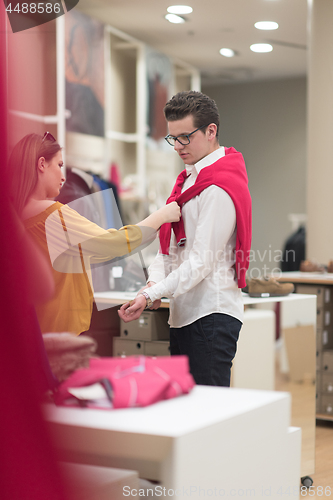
[144,281,168,303]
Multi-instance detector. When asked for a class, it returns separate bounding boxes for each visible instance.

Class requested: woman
[8,132,180,335]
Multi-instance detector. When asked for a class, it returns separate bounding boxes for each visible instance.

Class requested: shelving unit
[64,16,200,208]
[278,272,333,421]
[8,10,200,213]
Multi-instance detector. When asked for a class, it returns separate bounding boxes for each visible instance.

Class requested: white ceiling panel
[77,0,308,84]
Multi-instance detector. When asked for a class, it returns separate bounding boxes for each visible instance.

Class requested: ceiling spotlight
[250,43,273,53]
[255,21,279,30]
[167,5,193,15]
[219,48,235,58]
[165,13,185,23]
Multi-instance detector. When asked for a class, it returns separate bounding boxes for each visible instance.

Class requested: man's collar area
[185,146,225,176]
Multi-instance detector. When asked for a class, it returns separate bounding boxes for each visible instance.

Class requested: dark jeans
[170,313,242,387]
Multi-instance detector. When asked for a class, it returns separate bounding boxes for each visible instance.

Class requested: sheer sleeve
[45,204,143,273]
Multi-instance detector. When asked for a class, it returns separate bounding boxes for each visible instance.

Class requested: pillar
[307,0,333,262]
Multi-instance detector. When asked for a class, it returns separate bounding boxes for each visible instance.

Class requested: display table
[93,290,316,481]
[44,386,301,499]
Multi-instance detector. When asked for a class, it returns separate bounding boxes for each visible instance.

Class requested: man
[119,90,252,387]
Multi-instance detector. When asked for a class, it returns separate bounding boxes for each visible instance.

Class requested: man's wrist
[139,290,153,309]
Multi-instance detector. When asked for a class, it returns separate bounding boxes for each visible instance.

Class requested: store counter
[276,270,333,285]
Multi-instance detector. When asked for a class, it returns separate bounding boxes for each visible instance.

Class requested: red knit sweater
[159,147,252,288]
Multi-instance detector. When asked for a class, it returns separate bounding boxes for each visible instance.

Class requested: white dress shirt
[147,146,244,328]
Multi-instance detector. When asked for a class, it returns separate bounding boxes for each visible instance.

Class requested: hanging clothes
[56,168,121,292]
[281,226,306,272]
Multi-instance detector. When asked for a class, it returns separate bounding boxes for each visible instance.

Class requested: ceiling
[77,0,308,86]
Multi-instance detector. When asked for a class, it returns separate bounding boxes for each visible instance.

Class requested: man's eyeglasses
[41,131,57,143]
[165,124,209,147]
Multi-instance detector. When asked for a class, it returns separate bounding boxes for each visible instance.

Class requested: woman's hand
[137,201,180,231]
[159,201,181,223]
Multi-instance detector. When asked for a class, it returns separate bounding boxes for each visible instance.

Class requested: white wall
[203,77,307,276]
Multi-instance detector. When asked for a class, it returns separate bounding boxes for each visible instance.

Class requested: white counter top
[44,385,289,438]
[94,290,316,307]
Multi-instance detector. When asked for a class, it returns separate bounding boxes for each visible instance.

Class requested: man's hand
[149,298,162,310]
[118,295,146,322]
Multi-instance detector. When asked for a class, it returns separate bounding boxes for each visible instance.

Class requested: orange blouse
[24,202,142,335]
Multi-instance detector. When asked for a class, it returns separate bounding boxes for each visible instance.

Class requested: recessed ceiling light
[255,21,279,30]
[250,43,273,53]
[219,48,236,58]
[165,13,185,23]
[167,5,193,15]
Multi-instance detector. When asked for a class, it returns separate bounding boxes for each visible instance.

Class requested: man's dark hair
[163,90,220,139]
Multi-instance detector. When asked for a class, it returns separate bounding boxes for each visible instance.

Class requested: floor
[308,419,333,497]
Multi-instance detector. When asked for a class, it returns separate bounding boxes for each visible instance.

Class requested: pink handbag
[54,355,195,409]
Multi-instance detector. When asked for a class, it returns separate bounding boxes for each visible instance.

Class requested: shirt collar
[185,146,225,176]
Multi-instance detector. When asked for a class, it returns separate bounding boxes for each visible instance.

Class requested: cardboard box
[113,337,170,357]
[113,338,144,356]
[144,341,170,357]
[120,309,169,341]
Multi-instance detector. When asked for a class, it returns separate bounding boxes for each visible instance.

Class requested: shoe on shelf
[247,276,295,298]
[300,260,325,273]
